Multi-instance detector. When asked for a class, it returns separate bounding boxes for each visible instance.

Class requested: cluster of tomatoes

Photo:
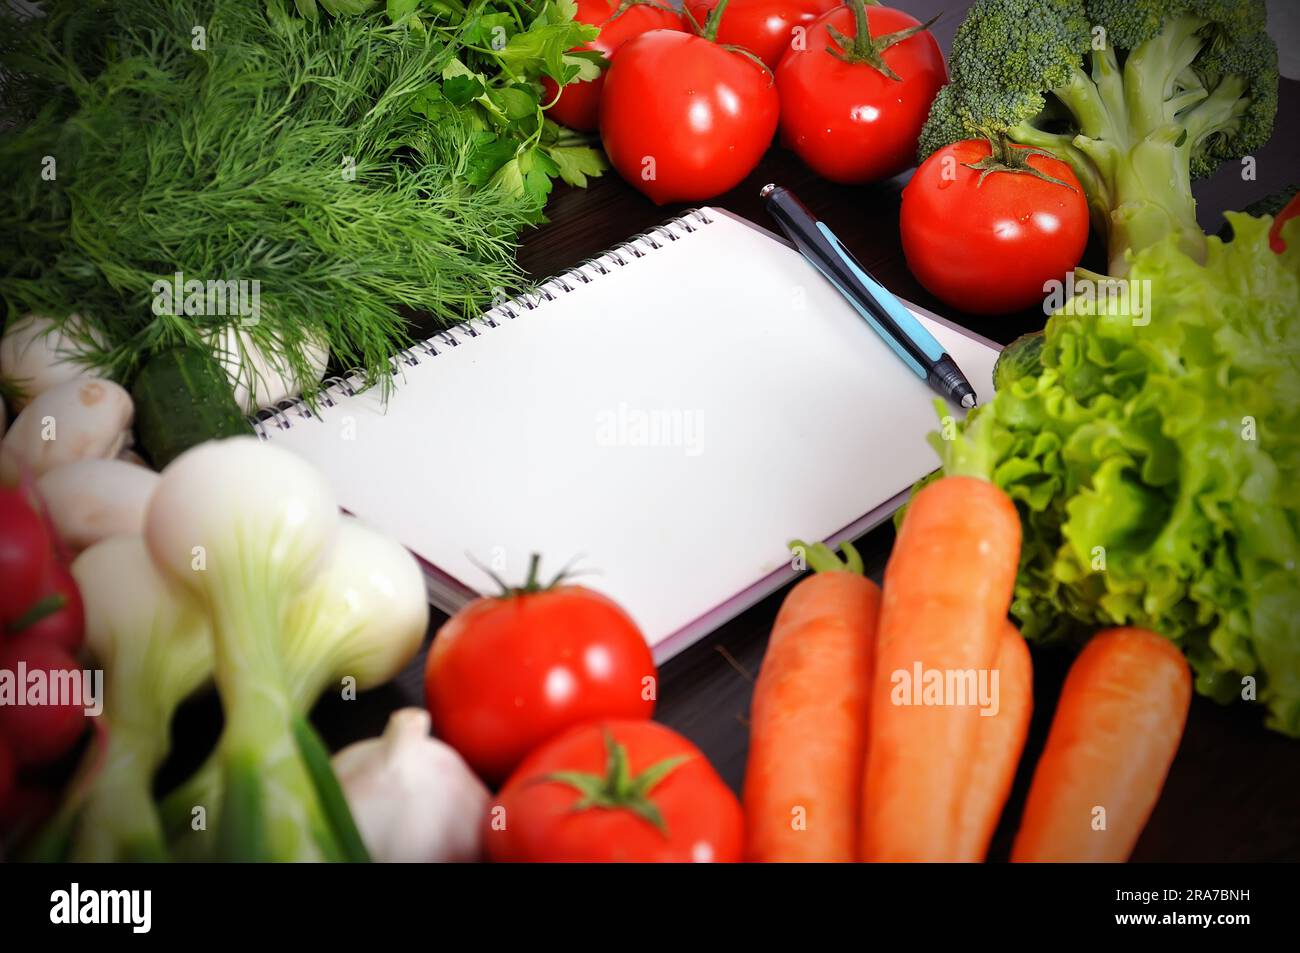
[0,486,90,825]
[546,0,947,204]
[549,0,1100,316]
[423,567,744,862]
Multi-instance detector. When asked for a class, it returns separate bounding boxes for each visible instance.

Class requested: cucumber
[132,346,252,469]
[992,330,1045,392]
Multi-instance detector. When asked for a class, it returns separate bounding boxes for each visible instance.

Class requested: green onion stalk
[145,438,369,861]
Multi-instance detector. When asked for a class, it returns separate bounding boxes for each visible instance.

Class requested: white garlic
[332,708,490,863]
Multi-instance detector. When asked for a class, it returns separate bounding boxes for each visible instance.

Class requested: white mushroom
[208,327,329,414]
[0,314,106,409]
[1,378,133,479]
[37,459,161,555]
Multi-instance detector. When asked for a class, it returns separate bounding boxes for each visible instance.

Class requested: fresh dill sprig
[0,0,541,399]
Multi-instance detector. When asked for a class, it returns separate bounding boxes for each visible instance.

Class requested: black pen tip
[759,183,778,200]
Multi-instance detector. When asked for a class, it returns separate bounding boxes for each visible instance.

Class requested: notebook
[253,207,1001,661]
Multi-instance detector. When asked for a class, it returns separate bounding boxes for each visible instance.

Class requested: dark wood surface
[302,37,1300,862]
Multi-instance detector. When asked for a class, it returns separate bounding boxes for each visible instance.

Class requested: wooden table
[301,43,1300,862]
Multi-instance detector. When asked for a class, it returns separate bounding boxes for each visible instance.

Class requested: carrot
[951,620,1033,862]
[1011,626,1191,863]
[743,540,880,862]
[860,475,1021,862]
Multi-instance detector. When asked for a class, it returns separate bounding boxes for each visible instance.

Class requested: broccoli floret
[920,0,1279,275]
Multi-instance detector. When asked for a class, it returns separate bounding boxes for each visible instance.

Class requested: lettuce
[932,213,1300,735]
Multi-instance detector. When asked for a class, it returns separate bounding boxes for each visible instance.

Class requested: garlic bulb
[332,708,490,863]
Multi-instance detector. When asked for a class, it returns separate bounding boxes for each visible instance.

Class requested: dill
[0,0,543,397]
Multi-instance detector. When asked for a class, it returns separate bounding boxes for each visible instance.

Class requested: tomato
[775,1,945,184]
[600,29,779,204]
[10,561,85,653]
[425,575,656,783]
[901,139,1090,315]
[0,637,88,766]
[686,0,839,69]
[0,733,13,817]
[0,486,52,624]
[541,0,686,132]
[485,719,744,862]
[1268,193,1300,253]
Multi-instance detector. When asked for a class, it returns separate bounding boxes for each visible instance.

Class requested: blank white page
[265,208,999,652]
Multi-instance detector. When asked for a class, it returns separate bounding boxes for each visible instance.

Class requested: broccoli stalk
[919,1,1278,277]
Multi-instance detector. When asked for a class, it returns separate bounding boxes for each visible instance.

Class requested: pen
[760,183,977,409]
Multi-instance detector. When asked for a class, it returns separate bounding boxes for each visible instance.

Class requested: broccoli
[919,0,1279,276]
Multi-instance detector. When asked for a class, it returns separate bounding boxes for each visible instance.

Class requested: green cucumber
[132,346,252,469]
[992,330,1045,392]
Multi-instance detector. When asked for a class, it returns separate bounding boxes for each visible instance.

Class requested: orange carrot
[743,541,880,862]
[952,620,1033,862]
[1011,626,1191,862]
[861,475,1021,862]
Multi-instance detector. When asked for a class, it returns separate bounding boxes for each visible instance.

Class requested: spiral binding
[249,208,715,437]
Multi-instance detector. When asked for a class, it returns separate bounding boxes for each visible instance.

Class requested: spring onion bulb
[145,437,345,861]
[33,537,213,862]
[163,515,428,847]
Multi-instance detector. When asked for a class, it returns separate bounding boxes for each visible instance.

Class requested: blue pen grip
[815,222,946,365]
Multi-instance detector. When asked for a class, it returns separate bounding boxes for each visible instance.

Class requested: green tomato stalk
[145,437,365,861]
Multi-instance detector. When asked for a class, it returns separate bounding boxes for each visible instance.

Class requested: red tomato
[0,487,52,624]
[600,29,779,204]
[425,583,656,783]
[542,0,686,132]
[0,637,88,766]
[9,561,84,653]
[775,2,945,184]
[0,777,57,833]
[1268,193,1300,253]
[686,0,839,69]
[901,139,1090,315]
[485,719,744,862]
[0,733,13,817]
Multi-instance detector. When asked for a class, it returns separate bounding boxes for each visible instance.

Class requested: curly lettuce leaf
[933,213,1300,735]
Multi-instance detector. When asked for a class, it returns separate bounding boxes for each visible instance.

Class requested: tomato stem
[470,551,589,597]
[963,132,1078,191]
[700,0,730,42]
[7,592,67,633]
[541,730,691,836]
[825,0,938,81]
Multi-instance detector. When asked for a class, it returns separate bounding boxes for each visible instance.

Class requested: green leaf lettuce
[932,213,1300,735]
